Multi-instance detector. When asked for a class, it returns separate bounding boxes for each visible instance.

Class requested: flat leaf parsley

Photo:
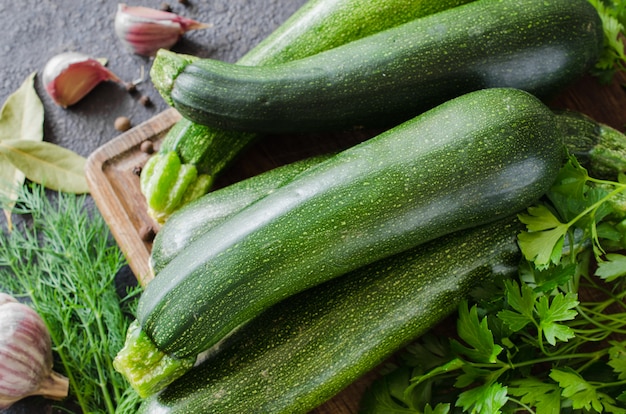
[361,156,626,413]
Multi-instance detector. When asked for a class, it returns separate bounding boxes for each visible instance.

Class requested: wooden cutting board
[85,71,626,413]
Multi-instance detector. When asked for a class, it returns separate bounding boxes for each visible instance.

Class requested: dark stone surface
[0,0,305,158]
[0,1,305,412]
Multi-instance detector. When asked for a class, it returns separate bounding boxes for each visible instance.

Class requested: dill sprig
[0,184,142,414]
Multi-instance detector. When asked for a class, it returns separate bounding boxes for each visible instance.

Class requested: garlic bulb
[42,51,123,107]
[115,3,211,57]
[0,293,69,409]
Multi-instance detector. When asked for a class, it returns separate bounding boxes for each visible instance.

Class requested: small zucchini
[141,0,473,221]
[153,0,603,133]
[136,217,523,413]
[135,88,564,362]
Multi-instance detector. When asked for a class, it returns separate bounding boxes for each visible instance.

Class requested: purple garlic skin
[0,293,68,409]
[42,51,122,108]
[115,3,211,57]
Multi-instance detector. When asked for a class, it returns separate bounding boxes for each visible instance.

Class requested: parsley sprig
[361,156,626,413]
[588,0,626,82]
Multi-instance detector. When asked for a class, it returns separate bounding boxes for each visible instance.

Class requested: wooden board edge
[85,108,181,286]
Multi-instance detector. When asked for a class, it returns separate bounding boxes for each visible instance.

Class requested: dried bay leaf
[0,71,44,228]
[0,140,89,194]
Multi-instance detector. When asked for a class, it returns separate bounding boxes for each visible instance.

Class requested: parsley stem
[593,378,626,389]
[469,350,604,370]
[507,396,536,414]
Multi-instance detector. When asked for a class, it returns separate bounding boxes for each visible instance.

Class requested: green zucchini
[136,217,523,413]
[153,0,603,133]
[135,88,564,361]
[151,111,626,275]
[141,0,474,222]
[150,154,332,275]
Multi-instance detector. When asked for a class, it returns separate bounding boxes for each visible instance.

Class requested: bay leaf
[0,140,89,194]
[0,71,44,228]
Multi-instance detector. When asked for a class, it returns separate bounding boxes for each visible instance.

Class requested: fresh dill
[0,184,142,414]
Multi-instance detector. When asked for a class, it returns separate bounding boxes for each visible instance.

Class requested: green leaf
[587,0,626,80]
[517,205,568,269]
[596,253,626,282]
[0,71,43,142]
[508,377,561,414]
[423,403,450,414]
[0,140,89,194]
[451,301,503,364]
[536,292,578,345]
[528,263,577,294]
[518,204,565,232]
[608,342,626,381]
[455,382,508,414]
[548,156,589,203]
[455,364,494,389]
[550,368,604,412]
[497,280,536,332]
[0,71,44,227]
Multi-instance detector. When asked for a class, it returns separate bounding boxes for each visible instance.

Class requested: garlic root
[31,370,69,401]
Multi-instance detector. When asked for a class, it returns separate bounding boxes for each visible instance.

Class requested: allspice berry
[140,140,154,154]
[114,116,132,131]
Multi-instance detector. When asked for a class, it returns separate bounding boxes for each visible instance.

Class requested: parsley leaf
[587,0,626,82]
[455,382,508,414]
[517,205,568,269]
[609,342,626,381]
[508,377,561,414]
[536,293,579,346]
[595,253,626,282]
[451,301,503,364]
[550,368,608,412]
[497,280,537,332]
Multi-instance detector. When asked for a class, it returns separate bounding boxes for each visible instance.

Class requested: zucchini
[141,0,474,222]
[150,154,332,275]
[135,88,564,361]
[153,0,603,133]
[151,111,626,275]
[151,111,626,273]
[136,217,523,413]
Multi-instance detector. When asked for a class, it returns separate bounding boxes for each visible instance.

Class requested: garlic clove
[115,3,212,57]
[42,52,122,108]
[0,293,69,409]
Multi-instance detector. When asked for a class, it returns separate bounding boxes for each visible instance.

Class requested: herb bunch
[588,0,626,82]
[0,184,141,413]
[361,156,626,414]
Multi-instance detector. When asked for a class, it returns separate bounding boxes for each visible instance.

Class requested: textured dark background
[0,0,306,158]
[0,1,306,413]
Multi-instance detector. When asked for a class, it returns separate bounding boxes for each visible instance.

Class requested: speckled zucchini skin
[238,0,476,67]
[161,0,603,133]
[137,217,523,414]
[136,88,564,359]
[150,154,331,274]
